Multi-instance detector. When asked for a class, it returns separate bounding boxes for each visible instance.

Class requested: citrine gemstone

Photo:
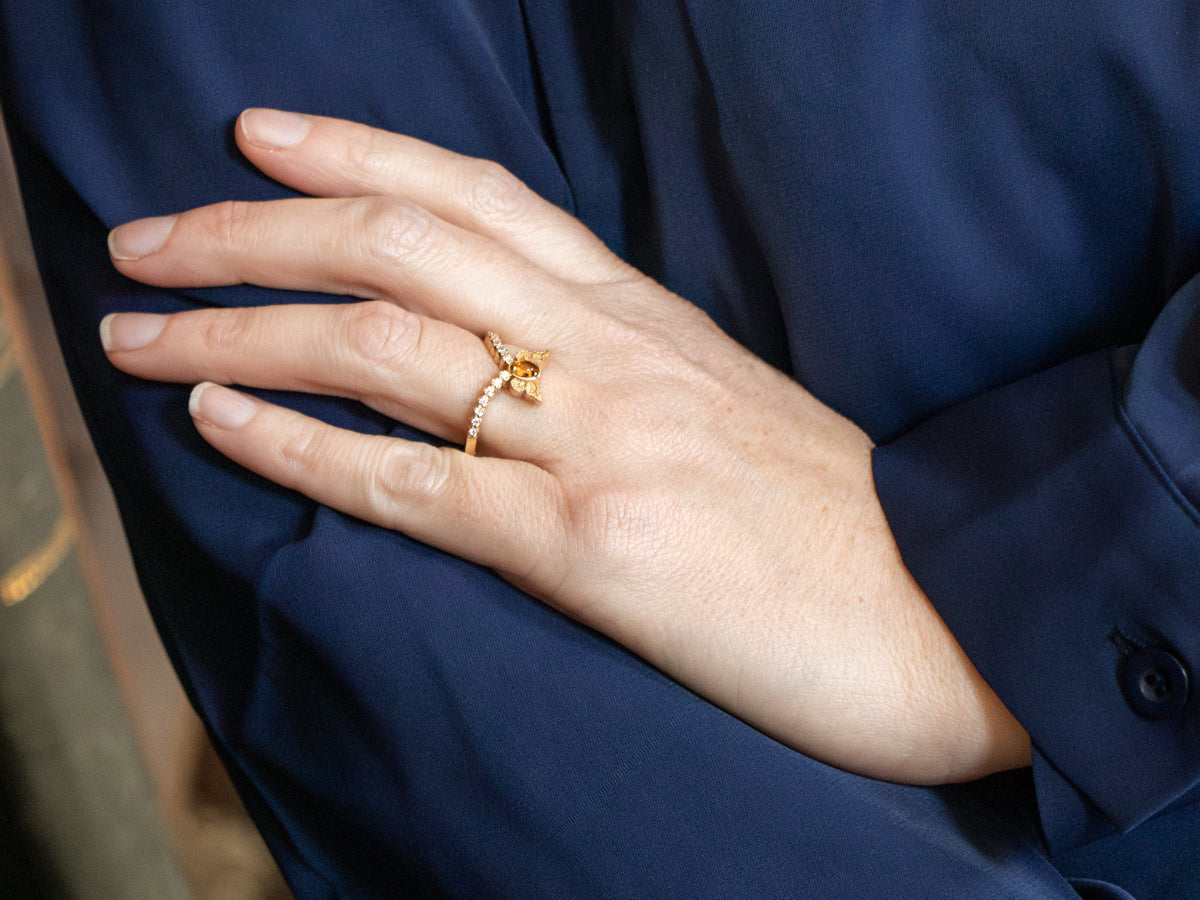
[511,359,540,379]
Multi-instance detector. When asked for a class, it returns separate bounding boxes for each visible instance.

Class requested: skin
[101,108,1030,784]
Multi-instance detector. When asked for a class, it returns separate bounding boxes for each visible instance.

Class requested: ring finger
[101,301,570,458]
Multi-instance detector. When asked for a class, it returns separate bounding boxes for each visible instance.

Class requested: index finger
[235,109,634,286]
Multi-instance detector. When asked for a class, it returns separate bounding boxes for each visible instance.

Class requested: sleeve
[874,278,1200,853]
[662,0,1200,857]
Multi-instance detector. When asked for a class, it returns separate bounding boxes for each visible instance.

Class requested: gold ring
[464,331,550,456]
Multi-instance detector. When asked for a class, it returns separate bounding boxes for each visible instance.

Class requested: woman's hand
[101,108,1029,784]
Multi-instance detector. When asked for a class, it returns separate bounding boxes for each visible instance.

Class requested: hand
[102,108,1030,784]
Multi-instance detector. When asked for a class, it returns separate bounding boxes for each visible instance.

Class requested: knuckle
[200,306,257,356]
[360,196,437,268]
[344,301,421,373]
[459,158,530,224]
[207,199,256,249]
[372,442,454,511]
[344,128,398,182]
[276,420,322,481]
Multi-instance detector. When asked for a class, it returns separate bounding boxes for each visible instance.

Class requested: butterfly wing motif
[510,349,550,402]
[510,379,539,401]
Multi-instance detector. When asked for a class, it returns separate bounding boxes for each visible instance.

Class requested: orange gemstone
[511,359,540,379]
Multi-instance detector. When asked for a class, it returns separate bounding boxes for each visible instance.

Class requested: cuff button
[1121,648,1190,720]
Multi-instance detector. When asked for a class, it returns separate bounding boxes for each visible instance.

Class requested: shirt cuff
[873,344,1200,849]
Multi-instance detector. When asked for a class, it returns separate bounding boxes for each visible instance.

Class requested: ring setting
[464,331,549,456]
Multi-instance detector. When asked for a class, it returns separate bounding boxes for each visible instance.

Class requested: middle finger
[108,195,566,341]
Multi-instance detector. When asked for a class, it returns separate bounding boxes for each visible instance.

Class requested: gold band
[464,331,550,456]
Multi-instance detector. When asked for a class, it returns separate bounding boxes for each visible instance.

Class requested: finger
[233,108,632,285]
[102,303,569,458]
[102,303,476,440]
[108,194,566,338]
[188,382,565,585]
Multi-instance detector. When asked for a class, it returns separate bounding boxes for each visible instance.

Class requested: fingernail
[109,215,176,260]
[240,108,311,149]
[100,312,166,351]
[190,383,258,429]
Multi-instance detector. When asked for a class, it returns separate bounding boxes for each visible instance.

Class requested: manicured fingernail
[189,383,258,429]
[100,313,166,352]
[109,216,176,260]
[240,108,311,149]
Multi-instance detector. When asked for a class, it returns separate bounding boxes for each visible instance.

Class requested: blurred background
[0,119,291,898]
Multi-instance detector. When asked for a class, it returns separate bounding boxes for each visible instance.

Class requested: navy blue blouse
[2,1,1198,895]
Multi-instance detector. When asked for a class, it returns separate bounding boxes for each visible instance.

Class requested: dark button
[1120,648,1190,719]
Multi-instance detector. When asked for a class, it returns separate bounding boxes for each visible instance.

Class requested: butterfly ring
[463,331,550,456]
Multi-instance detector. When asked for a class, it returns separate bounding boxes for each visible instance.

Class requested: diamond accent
[468,331,550,454]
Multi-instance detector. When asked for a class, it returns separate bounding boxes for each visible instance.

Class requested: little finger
[188,382,565,583]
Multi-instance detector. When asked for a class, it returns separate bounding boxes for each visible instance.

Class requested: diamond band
[464,331,550,456]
